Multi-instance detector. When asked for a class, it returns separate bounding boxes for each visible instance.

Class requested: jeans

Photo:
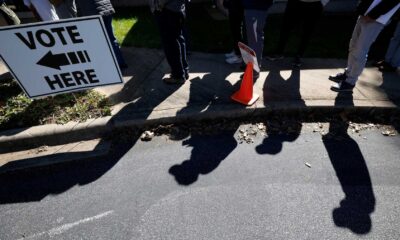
[345,16,384,85]
[385,21,400,68]
[244,9,269,67]
[155,9,189,79]
[102,15,127,67]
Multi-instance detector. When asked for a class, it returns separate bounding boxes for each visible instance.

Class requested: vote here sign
[0,16,123,98]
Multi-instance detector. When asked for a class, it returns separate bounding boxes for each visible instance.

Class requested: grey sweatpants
[345,16,384,85]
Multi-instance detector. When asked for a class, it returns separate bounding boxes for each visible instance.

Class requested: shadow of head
[168,133,237,185]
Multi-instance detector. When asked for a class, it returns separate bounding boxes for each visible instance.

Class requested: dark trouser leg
[228,4,244,55]
[155,9,188,79]
[102,15,127,67]
[297,1,323,57]
[276,0,299,53]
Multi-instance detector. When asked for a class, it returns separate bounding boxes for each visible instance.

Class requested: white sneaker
[224,50,236,59]
[225,55,242,64]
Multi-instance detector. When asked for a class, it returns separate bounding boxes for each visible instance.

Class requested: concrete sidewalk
[1,47,399,151]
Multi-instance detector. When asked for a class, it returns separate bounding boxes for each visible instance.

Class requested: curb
[1,104,399,152]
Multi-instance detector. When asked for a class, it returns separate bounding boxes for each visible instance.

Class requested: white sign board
[238,42,260,73]
[0,16,123,98]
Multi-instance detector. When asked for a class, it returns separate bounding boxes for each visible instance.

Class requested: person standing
[375,20,400,71]
[0,0,21,25]
[242,0,274,79]
[74,0,128,70]
[329,0,400,92]
[267,0,329,67]
[150,0,189,84]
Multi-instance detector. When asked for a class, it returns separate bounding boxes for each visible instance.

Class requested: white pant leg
[346,17,384,85]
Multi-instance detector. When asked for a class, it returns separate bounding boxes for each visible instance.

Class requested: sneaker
[163,76,185,84]
[225,50,236,59]
[226,55,243,64]
[266,54,284,61]
[292,56,302,68]
[329,72,347,82]
[330,81,355,92]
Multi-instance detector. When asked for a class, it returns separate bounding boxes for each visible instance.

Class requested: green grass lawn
[112,3,396,59]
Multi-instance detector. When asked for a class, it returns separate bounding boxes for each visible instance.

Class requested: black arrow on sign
[37,50,91,70]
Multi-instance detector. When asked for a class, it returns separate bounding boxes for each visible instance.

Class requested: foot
[226,54,243,64]
[292,56,302,68]
[329,72,347,82]
[266,54,284,61]
[225,50,236,59]
[330,81,355,92]
[163,76,185,84]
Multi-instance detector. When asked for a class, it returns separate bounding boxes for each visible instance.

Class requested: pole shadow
[256,67,304,155]
[322,92,375,234]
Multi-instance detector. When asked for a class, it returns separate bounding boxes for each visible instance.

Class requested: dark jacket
[357,0,400,20]
[164,0,185,13]
[242,0,274,10]
[75,0,115,16]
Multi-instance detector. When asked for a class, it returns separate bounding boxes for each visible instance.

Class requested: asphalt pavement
[0,124,399,240]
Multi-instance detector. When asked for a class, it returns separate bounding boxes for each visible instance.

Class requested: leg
[275,0,298,54]
[244,9,269,66]
[346,17,364,76]
[155,9,187,79]
[55,0,77,19]
[385,22,400,67]
[297,1,323,57]
[102,15,127,68]
[228,2,244,55]
[346,18,384,85]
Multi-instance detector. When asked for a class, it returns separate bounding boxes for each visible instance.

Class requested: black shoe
[329,72,347,82]
[330,81,355,92]
[163,76,185,84]
[292,56,302,68]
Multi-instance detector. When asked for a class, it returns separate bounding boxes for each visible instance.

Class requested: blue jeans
[155,9,189,79]
[385,21,400,68]
[102,15,127,67]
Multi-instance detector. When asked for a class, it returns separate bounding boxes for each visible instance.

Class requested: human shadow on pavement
[322,92,375,235]
[255,67,304,155]
[168,69,246,185]
[0,70,184,204]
